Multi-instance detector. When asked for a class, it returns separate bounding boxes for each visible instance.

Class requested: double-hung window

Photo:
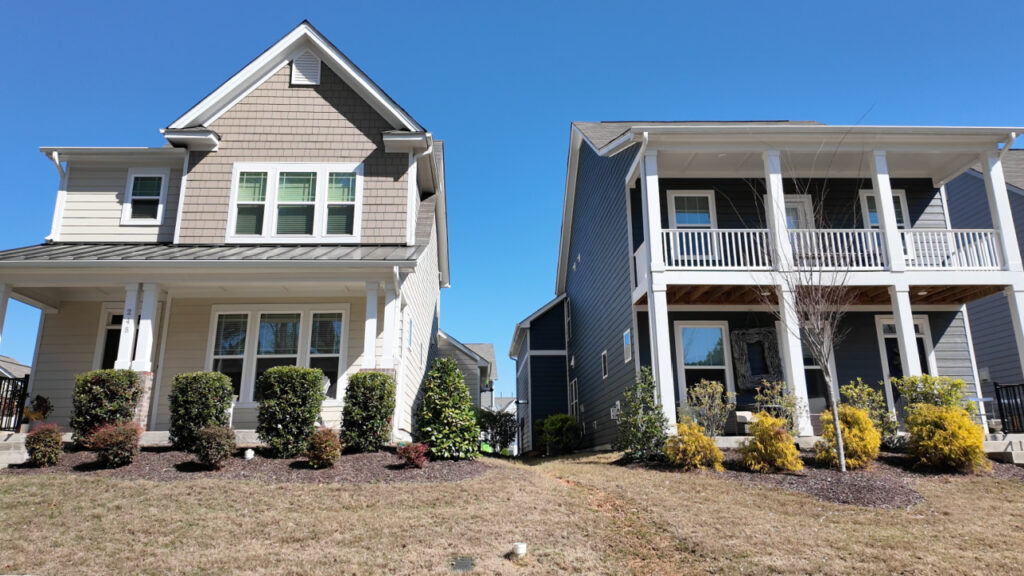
[228,163,363,242]
[668,190,717,262]
[860,189,913,259]
[212,314,249,397]
[121,168,169,225]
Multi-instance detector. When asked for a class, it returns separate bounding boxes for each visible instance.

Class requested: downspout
[1000,132,1018,161]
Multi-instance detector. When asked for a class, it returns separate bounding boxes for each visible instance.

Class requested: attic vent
[291,50,321,85]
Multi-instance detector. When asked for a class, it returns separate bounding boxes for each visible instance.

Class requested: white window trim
[120,167,170,226]
[667,190,718,229]
[673,320,734,407]
[859,189,909,230]
[226,162,364,244]
[623,329,632,364]
[601,350,608,379]
[92,301,163,370]
[784,195,815,230]
[205,303,351,407]
[874,314,938,411]
[568,378,579,419]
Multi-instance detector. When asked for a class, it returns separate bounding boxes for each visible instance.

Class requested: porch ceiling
[644,284,1006,307]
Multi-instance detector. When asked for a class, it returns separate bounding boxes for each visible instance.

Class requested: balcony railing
[901,229,1003,270]
[661,229,772,270]
[789,229,888,270]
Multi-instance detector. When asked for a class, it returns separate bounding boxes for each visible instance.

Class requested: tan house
[0,21,452,442]
[437,332,497,409]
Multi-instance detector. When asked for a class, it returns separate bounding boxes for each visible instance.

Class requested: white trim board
[120,167,170,226]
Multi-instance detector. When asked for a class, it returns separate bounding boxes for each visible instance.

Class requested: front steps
[984,433,1024,466]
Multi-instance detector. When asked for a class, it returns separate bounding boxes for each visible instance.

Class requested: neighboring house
[0,356,30,380]
[491,396,518,455]
[0,21,452,442]
[437,331,496,409]
[513,121,1024,449]
[510,296,568,452]
[946,150,1024,410]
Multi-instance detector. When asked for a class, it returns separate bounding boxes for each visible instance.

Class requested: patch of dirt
[2,448,487,484]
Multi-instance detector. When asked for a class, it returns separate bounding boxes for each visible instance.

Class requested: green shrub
[341,371,396,453]
[754,380,806,437]
[840,378,897,445]
[894,374,973,413]
[307,427,342,469]
[814,405,880,469]
[256,366,326,458]
[397,442,429,468]
[664,420,724,471]
[194,425,236,469]
[168,371,234,452]
[614,367,668,462]
[536,414,580,455]
[740,412,803,473]
[29,395,54,421]
[477,409,518,454]
[25,423,63,467]
[90,422,142,468]
[416,357,480,460]
[70,369,142,443]
[684,379,735,437]
[906,404,990,473]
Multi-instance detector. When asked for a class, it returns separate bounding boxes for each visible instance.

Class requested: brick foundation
[134,371,155,430]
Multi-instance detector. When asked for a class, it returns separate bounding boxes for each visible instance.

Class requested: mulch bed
[2,448,488,485]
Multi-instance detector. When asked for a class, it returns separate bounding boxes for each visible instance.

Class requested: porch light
[917,290,929,296]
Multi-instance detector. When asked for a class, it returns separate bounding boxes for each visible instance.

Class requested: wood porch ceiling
[637,284,1006,306]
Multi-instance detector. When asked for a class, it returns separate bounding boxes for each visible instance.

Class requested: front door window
[877,318,933,415]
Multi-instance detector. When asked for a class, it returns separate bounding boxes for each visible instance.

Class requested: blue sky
[1,1,1022,397]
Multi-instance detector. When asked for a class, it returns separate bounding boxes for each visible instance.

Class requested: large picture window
[673,321,733,407]
[227,163,363,242]
[207,305,349,404]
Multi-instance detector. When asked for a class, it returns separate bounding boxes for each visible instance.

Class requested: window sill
[120,219,164,227]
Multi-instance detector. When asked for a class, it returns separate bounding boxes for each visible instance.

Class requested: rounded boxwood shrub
[195,425,236,470]
[416,357,480,460]
[341,371,396,453]
[906,404,990,473]
[169,371,234,452]
[664,420,724,471]
[814,405,881,469]
[256,366,326,458]
[536,414,581,456]
[307,427,341,469]
[90,422,142,468]
[70,369,142,443]
[740,412,803,473]
[25,423,63,467]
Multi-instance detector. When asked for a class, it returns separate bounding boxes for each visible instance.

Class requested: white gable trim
[168,21,421,132]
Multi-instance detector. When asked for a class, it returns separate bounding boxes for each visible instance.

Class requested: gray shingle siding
[564,143,639,449]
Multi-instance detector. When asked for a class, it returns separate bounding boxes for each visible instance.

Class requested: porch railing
[901,229,1003,270]
[994,382,1024,434]
[661,229,772,270]
[0,376,29,432]
[789,229,888,270]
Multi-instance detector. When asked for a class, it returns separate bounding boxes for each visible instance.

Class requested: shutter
[291,50,321,85]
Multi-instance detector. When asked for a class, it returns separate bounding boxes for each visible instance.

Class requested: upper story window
[121,168,169,225]
[669,190,716,229]
[227,163,363,243]
[859,189,909,229]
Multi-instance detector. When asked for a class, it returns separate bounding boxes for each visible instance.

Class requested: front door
[876,316,934,415]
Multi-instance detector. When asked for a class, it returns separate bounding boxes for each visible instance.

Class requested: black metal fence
[0,376,29,432]
[994,382,1024,434]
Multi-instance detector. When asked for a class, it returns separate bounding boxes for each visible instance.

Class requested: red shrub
[89,421,143,468]
[397,442,429,469]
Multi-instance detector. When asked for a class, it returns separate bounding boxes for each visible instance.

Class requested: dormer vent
[291,50,321,85]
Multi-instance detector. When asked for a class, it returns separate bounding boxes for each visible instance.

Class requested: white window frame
[784,195,815,230]
[667,190,718,230]
[859,189,910,230]
[673,320,734,407]
[874,314,938,411]
[226,162,364,244]
[568,378,579,419]
[205,303,351,407]
[565,298,572,342]
[120,167,170,225]
[623,329,632,363]
[601,350,608,379]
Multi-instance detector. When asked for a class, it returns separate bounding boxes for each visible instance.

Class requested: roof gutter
[47,151,64,178]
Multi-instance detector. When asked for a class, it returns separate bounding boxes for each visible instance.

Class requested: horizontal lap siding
[397,226,440,439]
[529,301,565,351]
[60,164,182,242]
[30,302,101,426]
[179,64,408,244]
[438,338,481,407]
[516,346,531,450]
[565,143,638,448]
[929,311,977,391]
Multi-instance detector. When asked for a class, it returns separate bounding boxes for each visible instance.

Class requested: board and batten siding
[178,64,409,244]
[565,142,638,449]
[58,163,182,242]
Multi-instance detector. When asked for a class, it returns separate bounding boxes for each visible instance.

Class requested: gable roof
[466,343,497,381]
[492,397,516,413]
[438,330,495,376]
[0,355,30,379]
[509,294,566,358]
[167,20,422,132]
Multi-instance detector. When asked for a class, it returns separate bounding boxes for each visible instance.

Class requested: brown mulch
[2,448,488,484]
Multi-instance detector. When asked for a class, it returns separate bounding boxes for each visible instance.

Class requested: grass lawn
[2,451,1023,575]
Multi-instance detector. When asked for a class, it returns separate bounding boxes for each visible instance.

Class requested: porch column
[380,282,398,370]
[113,283,140,370]
[131,283,159,372]
[870,150,906,272]
[0,283,9,351]
[980,151,1023,272]
[763,150,793,271]
[778,287,814,437]
[641,149,664,274]
[1003,286,1024,380]
[650,285,677,431]
[888,286,922,377]
[363,281,379,370]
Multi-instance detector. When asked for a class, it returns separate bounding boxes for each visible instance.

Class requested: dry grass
[2,453,1023,575]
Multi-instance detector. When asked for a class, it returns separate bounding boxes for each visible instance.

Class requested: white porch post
[778,287,814,437]
[131,283,159,372]
[380,282,398,370]
[763,150,793,271]
[114,283,140,370]
[870,150,906,272]
[980,151,1023,272]
[639,148,677,430]
[889,286,922,377]
[363,281,379,370]
[0,283,9,351]
[1003,286,1024,381]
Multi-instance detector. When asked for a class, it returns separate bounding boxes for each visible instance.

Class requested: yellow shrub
[906,404,990,474]
[740,412,803,473]
[664,420,724,471]
[814,405,881,469]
